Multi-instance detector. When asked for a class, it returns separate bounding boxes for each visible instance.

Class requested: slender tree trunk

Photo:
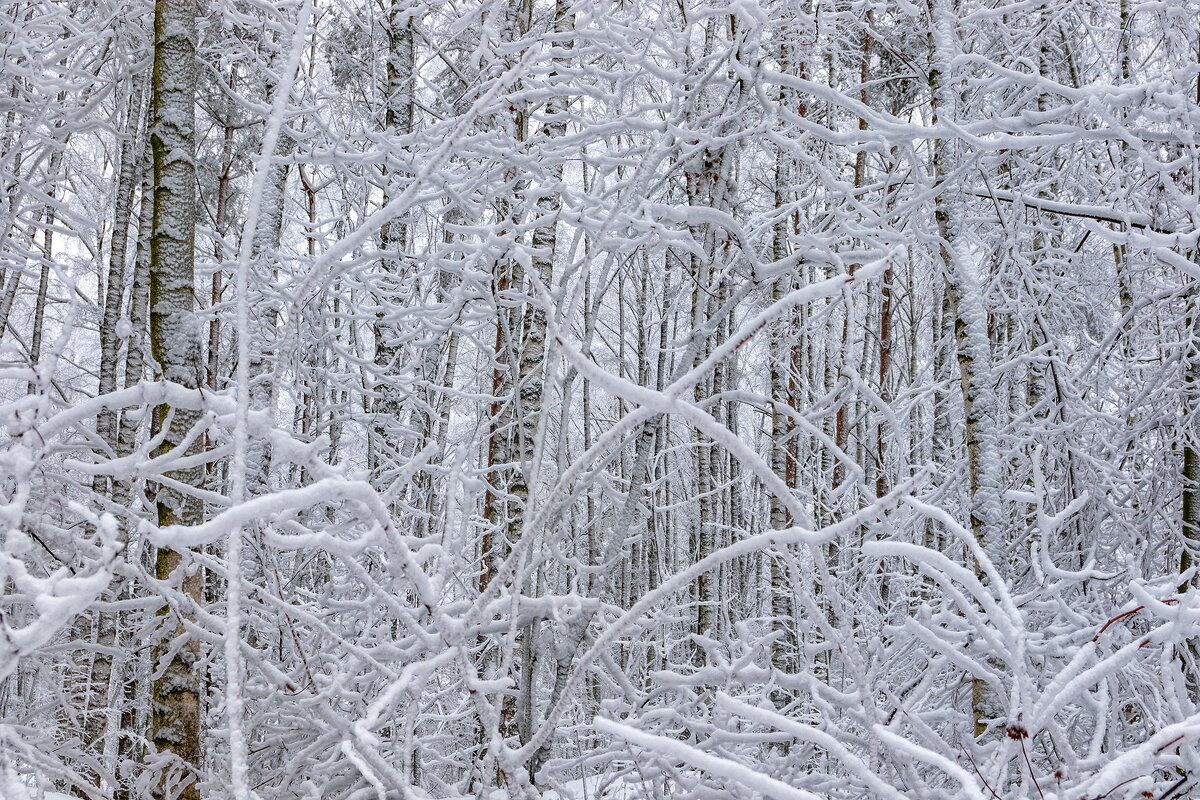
[80,77,146,798]
[513,0,571,754]
[96,78,146,470]
[768,134,798,682]
[370,0,416,482]
[1180,53,1200,589]
[0,267,20,337]
[929,0,1002,740]
[28,218,50,374]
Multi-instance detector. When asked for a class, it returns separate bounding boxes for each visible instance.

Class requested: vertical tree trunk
[243,137,292,492]
[116,134,155,474]
[370,0,415,482]
[80,76,146,798]
[769,141,797,683]
[148,0,203,796]
[928,0,1002,740]
[27,215,51,373]
[95,79,146,468]
[1180,56,1200,590]
[0,266,20,337]
[513,0,569,749]
[27,148,63,387]
[1182,278,1200,705]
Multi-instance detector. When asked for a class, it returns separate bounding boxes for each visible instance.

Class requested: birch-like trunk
[147,0,204,795]
[78,76,146,797]
[370,1,415,483]
[95,79,146,474]
[928,0,1002,740]
[768,144,798,682]
[1181,65,1200,590]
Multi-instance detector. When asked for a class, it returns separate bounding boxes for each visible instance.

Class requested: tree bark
[148,0,204,796]
[95,78,146,471]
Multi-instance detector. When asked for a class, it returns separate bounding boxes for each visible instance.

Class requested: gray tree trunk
[147,0,204,796]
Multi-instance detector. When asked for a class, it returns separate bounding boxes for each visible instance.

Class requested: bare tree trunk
[115,135,155,475]
[370,0,416,482]
[513,0,572,754]
[147,0,203,795]
[27,148,64,386]
[78,76,147,798]
[95,78,146,472]
[1180,62,1200,589]
[0,266,20,337]
[27,218,50,372]
[768,150,798,683]
[929,0,1001,740]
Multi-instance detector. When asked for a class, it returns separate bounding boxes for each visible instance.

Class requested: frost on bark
[244,138,292,490]
[480,0,533,594]
[510,0,573,753]
[928,0,1003,740]
[682,14,746,661]
[768,178,798,684]
[1181,280,1200,701]
[1185,294,1200,580]
[1176,51,1199,605]
[370,0,416,485]
[148,0,204,795]
[75,76,146,796]
[477,0,558,771]
[96,79,145,477]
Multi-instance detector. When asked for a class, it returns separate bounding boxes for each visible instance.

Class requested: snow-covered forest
[2,0,1199,797]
